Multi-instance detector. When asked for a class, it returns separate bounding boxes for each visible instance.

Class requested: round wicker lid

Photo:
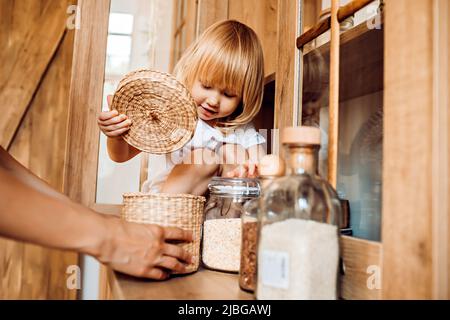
[110,69,198,154]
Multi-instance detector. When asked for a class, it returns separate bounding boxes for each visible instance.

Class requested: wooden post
[382,0,449,299]
[328,0,340,188]
[65,0,111,300]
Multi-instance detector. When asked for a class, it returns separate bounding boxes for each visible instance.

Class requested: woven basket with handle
[121,192,206,274]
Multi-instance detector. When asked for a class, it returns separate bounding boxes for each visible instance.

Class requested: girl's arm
[161,148,220,196]
[98,95,141,162]
[106,136,141,163]
[224,144,266,178]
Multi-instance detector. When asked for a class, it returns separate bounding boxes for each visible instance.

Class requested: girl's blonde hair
[173,20,264,131]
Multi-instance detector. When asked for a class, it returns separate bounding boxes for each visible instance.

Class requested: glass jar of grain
[202,177,260,273]
[239,155,285,292]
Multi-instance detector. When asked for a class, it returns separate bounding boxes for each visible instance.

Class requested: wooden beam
[64,0,110,206]
[274,0,301,133]
[382,0,435,299]
[65,0,111,301]
[448,0,450,299]
[432,0,449,299]
[0,1,67,149]
[328,0,340,188]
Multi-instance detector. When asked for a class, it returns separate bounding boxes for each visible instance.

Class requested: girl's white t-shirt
[142,119,266,193]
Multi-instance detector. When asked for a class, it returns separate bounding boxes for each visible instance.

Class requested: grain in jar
[257,127,341,300]
[239,155,285,292]
[202,177,260,272]
[257,218,339,299]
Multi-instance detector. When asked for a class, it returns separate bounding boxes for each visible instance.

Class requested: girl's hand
[226,161,258,178]
[97,95,132,138]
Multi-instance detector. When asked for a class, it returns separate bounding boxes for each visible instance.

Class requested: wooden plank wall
[228,0,278,76]
[197,0,229,36]
[0,0,78,299]
[0,1,69,149]
[196,0,278,78]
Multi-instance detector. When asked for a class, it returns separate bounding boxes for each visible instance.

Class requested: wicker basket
[121,192,206,274]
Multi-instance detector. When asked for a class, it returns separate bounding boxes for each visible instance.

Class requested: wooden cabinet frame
[382,0,449,299]
[67,0,449,299]
[290,0,450,299]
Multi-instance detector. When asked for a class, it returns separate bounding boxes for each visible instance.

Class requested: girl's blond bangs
[194,45,247,97]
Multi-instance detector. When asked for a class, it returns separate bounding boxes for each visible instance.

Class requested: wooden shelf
[297,0,375,49]
[105,236,381,300]
[107,267,254,300]
[303,15,384,103]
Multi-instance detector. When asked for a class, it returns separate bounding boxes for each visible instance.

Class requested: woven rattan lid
[110,69,198,154]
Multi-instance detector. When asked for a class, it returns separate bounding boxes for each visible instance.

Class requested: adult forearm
[0,147,68,202]
[0,167,105,257]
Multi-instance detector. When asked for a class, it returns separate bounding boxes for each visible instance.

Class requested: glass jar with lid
[239,155,285,292]
[202,177,260,273]
[257,127,342,300]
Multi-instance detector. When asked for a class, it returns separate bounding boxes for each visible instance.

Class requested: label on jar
[260,250,289,289]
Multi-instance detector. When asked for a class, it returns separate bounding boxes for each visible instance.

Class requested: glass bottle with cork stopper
[257,126,342,300]
[239,155,285,292]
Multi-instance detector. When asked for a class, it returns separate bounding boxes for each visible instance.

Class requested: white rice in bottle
[202,218,242,272]
[257,218,339,300]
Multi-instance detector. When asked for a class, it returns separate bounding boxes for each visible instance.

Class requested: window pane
[109,12,134,35]
[106,34,132,56]
[106,55,130,75]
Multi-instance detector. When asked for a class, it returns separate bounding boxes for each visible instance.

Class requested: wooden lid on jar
[259,154,285,177]
[281,126,321,146]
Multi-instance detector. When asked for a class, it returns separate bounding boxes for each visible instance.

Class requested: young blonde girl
[98,20,266,195]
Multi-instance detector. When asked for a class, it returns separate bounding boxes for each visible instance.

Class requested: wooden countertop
[107,267,255,300]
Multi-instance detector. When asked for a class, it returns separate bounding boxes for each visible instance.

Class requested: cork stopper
[259,154,286,177]
[281,126,321,146]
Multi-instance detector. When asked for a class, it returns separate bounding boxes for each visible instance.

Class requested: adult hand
[97,216,193,280]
